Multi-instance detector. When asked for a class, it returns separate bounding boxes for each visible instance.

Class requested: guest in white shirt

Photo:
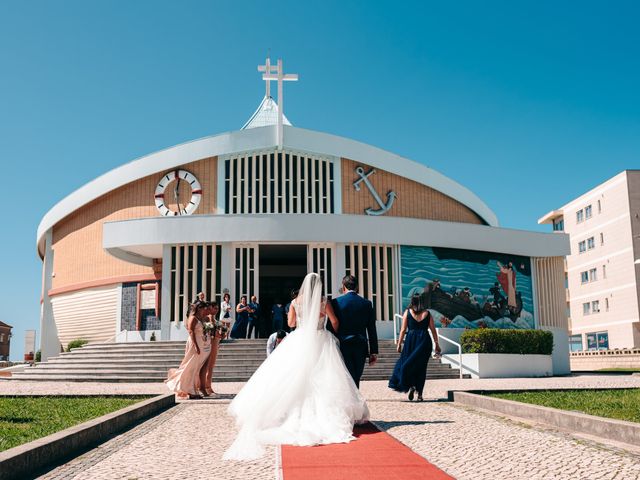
[220,293,233,339]
[266,330,287,356]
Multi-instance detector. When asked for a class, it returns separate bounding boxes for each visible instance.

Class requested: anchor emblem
[353,166,397,216]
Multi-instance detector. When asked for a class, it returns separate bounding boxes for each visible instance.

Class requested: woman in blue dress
[231,296,251,339]
[389,293,441,401]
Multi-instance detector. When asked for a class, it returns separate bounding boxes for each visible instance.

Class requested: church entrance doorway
[258,244,307,337]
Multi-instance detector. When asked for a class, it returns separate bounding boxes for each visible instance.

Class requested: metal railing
[394,313,465,379]
[437,333,464,379]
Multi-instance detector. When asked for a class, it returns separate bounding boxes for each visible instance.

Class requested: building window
[580,271,589,284]
[578,241,586,253]
[224,151,335,214]
[585,205,592,219]
[602,264,606,279]
[170,244,222,322]
[597,199,601,214]
[592,300,600,313]
[600,233,604,245]
[553,219,564,231]
[587,237,595,250]
[569,334,583,352]
[0,334,4,343]
[589,268,597,282]
[587,331,609,350]
[345,243,396,321]
[605,297,609,311]
[583,302,591,315]
[576,209,584,223]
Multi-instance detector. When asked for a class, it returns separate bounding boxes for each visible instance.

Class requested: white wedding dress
[223,273,370,461]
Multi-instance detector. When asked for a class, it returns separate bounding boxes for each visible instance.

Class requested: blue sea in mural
[401,246,535,329]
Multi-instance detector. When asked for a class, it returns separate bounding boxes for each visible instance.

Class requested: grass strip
[0,396,150,452]
[485,389,640,423]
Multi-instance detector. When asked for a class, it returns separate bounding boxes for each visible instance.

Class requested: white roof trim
[37,125,498,256]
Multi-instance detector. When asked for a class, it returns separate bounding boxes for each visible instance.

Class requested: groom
[331,275,379,388]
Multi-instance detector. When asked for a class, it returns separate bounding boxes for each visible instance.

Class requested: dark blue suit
[331,291,378,388]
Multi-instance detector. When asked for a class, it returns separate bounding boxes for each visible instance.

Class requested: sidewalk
[32,375,640,480]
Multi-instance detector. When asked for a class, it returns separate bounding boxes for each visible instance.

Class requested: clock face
[155,169,202,216]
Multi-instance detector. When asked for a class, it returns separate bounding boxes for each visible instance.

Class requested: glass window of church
[597,199,601,213]
[225,151,335,215]
[589,268,597,282]
[585,205,592,219]
[580,271,589,283]
[576,209,584,223]
[600,232,604,245]
[583,302,590,315]
[605,297,609,311]
[345,244,396,321]
[587,237,595,250]
[170,243,222,322]
[591,300,600,313]
[578,241,586,253]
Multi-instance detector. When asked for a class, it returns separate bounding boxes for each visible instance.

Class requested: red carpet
[281,423,454,480]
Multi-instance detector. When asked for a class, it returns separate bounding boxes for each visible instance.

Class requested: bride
[223,273,370,460]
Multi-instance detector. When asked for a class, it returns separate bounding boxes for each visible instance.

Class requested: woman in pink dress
[166,301,211,399]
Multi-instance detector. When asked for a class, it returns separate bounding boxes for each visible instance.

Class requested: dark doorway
[258,245,307,337]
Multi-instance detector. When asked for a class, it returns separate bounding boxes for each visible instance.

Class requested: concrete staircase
[10,339,467,382]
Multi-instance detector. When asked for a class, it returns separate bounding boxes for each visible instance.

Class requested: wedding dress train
[223,273,369,460]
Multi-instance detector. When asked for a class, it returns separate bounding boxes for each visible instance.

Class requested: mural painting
[401,246,535,329]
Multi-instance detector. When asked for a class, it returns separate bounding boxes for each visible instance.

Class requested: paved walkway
[3,373,640,398]
[33,375,640,480]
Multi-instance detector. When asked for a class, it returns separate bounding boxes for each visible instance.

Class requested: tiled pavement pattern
[3,373,639,399]
[39,401,277,480]
[34,375,640,480]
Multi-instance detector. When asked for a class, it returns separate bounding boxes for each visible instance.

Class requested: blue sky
[1,1,638,360]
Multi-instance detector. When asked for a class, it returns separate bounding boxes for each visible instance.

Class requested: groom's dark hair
[342,275,357,292]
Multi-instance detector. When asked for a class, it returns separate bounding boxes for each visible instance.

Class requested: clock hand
[174,176,181,215]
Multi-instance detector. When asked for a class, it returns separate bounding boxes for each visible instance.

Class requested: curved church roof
[36,99,499,256]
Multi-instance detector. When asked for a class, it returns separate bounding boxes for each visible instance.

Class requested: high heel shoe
[408,387,415,401]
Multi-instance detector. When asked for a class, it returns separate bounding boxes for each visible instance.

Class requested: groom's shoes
[408,387,415,401]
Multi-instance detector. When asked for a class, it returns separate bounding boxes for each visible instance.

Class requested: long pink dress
[166,320,211,395]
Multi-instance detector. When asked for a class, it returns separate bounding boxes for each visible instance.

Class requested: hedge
[460,329,553,355]
[66,338,89,352]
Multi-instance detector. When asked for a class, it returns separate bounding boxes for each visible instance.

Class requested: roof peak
[241,96,292,130]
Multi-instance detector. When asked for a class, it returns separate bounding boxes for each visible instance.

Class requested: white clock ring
[154,169,202,216]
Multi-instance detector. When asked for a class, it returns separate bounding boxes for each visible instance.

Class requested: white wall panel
[51,284,120,348]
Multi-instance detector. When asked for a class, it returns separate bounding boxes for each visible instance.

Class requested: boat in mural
[423,285,523,323]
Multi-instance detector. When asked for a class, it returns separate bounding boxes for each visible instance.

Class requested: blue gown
[231,308,249,339]
[388,309,433,396]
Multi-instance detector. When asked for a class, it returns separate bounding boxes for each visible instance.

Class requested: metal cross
[261,58,298,149]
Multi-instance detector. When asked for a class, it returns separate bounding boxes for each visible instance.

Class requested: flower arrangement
[202,320,228,340]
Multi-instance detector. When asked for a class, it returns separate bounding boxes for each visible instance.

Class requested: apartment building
[539,170,640,351]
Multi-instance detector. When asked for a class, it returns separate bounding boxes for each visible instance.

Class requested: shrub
[35,350,41,362]
[66,339,89,352]
[460,329,553,355]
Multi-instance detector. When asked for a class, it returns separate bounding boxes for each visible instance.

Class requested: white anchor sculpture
[353,166,397,216]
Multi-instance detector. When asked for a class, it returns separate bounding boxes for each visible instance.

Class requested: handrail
[437,332,464,379]
[394,313,465,379]
[393,313,403,344]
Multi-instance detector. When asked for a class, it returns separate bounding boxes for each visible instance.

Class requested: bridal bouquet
[202,321,216,340]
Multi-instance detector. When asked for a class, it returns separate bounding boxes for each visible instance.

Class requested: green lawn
[0,396,150,452]
[486,389,640,423]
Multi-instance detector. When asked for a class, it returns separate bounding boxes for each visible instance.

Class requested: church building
[37,58,571,373]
